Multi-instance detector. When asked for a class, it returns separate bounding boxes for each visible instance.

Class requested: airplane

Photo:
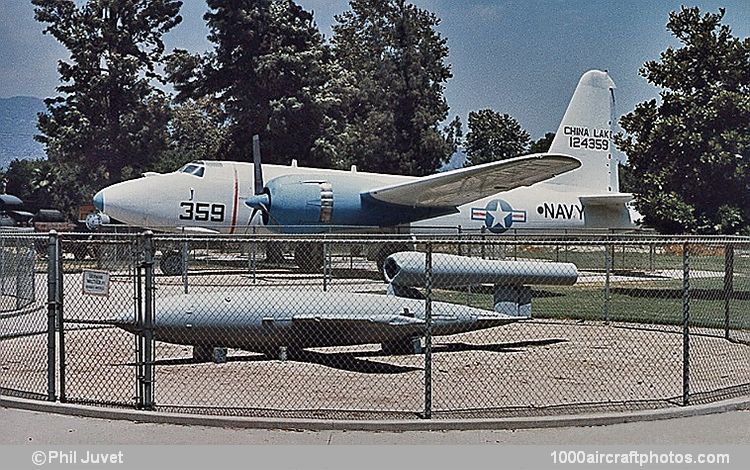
[91,70,636,271]
[112,251,578,360]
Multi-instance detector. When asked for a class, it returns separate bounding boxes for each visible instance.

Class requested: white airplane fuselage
[95,160,630,235]
[93,70,638,235]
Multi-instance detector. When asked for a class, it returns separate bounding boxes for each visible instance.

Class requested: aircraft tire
[265,242,285,265]
[294,242,324,272]
[160,250,184,276]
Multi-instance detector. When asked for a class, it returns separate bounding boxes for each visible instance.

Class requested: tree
[332,0,453,175]
[529,132,555,154]
[3,159,82,215]
[444,115,464,156]
[464,110,530,166]
[32,0,182,214]
[151,97,228,173]
[617,7,750,234]
[167,0,334,167]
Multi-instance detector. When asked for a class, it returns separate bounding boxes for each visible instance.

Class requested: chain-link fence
[0,233,50,401]
[1,232,748,419]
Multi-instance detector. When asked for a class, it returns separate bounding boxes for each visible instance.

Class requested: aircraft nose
[93,190,105,212]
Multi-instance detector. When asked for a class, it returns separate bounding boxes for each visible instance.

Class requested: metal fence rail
[0,232,748,420]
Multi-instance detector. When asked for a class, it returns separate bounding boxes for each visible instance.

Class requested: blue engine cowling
[264,175,342,227]
[262,174,453,231]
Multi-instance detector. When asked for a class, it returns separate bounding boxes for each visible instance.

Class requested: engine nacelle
[256,174,456,232]
[264,175,341,227]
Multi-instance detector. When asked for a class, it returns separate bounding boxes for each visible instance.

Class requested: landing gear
[159,250,183,276]
[193,345,227,363]
[69,244,90,261]
[192,345,213,362]
[381,337,423,355]
[265,242,285,265]
[294,242,324,272]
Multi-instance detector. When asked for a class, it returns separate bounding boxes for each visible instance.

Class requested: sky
[1,0,750,139]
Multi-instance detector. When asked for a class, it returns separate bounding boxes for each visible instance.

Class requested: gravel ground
[1,270,749,419]
[2,318,749,419]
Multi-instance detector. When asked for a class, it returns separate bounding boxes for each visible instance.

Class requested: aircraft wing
[365,154,581,208]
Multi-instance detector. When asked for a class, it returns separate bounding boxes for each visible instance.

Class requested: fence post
[480,226,486,259]
[181,239,189,294]
[141,231,155,410]
[723,244,734,340]
[134,240,143,409]
[323,240,330,292]
[0,237,5,297]
[56,235,66,403]
[423,242,433,419]
[682,241,690,406]
[46,231,58,402]
[14,241,22,310]
[604,244,611,323]
[649,245,655,272]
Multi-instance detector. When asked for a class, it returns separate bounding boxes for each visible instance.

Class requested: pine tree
[332,0,453,176]
[167,0,334,167]
[33,0,182,210]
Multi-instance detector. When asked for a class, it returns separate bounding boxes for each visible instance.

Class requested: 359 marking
[179,202,226,222]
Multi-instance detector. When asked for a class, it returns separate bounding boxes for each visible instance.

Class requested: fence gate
[59,234,141,408]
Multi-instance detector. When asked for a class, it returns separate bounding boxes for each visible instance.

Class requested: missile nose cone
[93,190,105,212]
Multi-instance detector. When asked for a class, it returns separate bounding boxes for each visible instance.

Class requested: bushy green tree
[529,132,555,154]
[464,110,530,166]
[167,0,334,167]
[152,97,228,173]
[32,0,182,214]
[617,7,750,234]
[332,0,453,175]
[3,159,83,216]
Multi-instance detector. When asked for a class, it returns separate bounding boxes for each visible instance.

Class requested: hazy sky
[1,0,749,138]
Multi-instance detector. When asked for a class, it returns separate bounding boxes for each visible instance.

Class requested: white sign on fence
[82,270,110,297]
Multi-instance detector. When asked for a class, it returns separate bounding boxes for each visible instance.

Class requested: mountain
[0,96,46,168]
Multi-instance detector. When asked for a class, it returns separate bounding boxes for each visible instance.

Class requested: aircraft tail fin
[548,70,618,193]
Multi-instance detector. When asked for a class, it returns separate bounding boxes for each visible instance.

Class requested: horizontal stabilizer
[366,154,580,208]
[579,193,633,206]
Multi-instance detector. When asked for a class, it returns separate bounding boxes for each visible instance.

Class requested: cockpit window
[179,163,205,177]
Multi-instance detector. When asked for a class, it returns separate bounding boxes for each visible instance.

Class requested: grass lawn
[433,276,750,330]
